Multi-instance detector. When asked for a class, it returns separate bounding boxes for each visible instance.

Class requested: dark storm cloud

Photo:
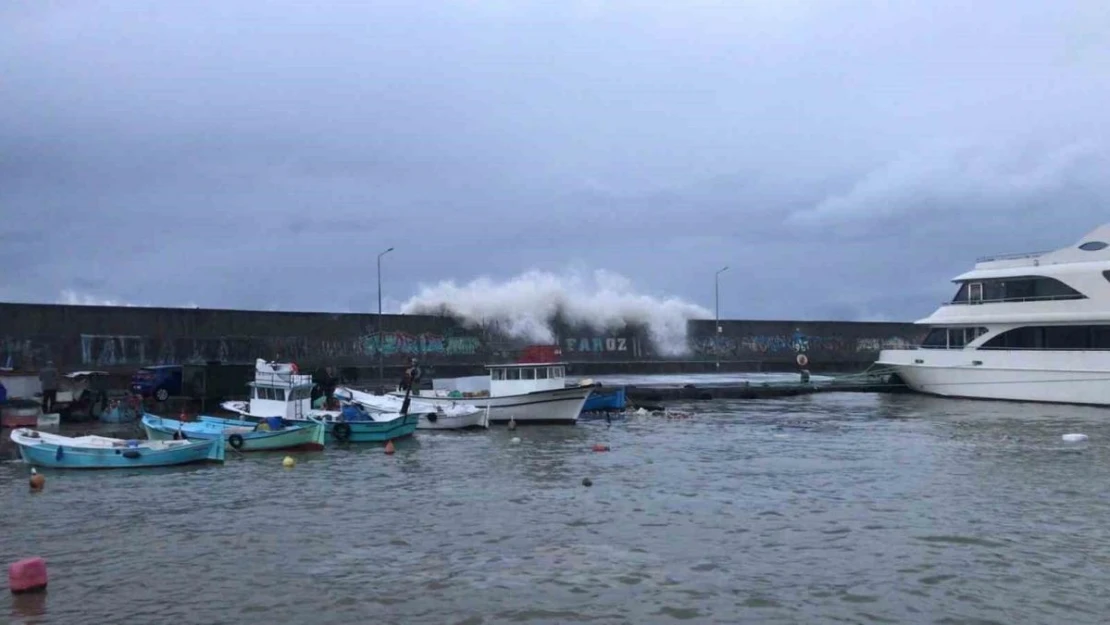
[2,0,1109,321]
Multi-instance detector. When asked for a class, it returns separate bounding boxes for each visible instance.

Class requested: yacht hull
[878,348,1110,406]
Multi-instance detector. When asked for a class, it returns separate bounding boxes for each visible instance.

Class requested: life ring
[796,353,809,367]
[228,434,245,450]
[332,422,352,441]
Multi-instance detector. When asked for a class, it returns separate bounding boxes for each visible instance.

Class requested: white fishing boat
[388,360,592,424]
[218,359,426,443]
[877,224,1110,406]
[333,386,489,430]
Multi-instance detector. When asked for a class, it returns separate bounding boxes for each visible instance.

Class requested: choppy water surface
[5,392,1110,624]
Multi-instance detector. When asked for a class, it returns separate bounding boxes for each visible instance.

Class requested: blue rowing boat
[9,427,225,469]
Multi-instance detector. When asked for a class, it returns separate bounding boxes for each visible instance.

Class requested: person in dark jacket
[399,358,423,391]
[39,360,58,413]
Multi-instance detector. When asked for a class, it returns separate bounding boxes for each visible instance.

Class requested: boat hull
[417,408,488,430]
[580,386,626,413]
[391,386,592,424]
[328,413,420,442]
[203,412,419,443]
[142,414,326,451]
[10,428,224,469]
[878,348,1110,406]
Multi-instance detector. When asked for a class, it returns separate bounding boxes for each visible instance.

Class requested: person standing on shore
[39,360,58,413]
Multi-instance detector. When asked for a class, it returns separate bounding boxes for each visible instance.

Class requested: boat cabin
[486,361,567,397]
[247,359,314,419]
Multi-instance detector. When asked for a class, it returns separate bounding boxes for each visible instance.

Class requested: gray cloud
[2,0,1109,326]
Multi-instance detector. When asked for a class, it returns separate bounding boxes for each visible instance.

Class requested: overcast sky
[3,0,1109,326]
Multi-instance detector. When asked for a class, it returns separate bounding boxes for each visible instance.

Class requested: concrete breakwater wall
[0,303,925,376]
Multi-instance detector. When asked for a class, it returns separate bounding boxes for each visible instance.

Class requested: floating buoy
[581,478,593,487]
[8,557,48,594]
[1062,433,1088,443]
[592,444,610,452]
[28,469,44,492]
[282,456,296,468]
[384,440,395,455]
[510,437,521,444]
[507,417,517,431]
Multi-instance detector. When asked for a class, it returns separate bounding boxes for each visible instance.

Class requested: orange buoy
[592,444,610,452]
[384,440,395,455]
[28,469,44,492]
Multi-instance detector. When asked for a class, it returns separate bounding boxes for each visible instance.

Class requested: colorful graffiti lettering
[694,331,920,358]
[563,337,629,353]
[854,337,917,352]
[359,331,481,357]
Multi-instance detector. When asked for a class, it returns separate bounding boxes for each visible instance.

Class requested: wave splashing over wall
[399,269,711,356]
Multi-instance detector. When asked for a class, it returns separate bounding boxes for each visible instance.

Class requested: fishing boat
[9,427,225,469]
[333,386,489,430]
[217,359,421,443]
[141,413,326,451]
[390,360,593,425]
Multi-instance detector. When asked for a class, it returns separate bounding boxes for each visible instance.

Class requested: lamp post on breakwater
[377,246,394,390]
[715,266,728,370]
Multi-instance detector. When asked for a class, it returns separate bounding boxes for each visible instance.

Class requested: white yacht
[877,224,1110,406]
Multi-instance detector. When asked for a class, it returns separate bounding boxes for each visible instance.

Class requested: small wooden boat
[141,414,326,452]
[333,386,489,430]
[9,427,224,469]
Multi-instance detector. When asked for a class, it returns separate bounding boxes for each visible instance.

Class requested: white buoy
[510,437,521,444]
[1062,433,1088,443]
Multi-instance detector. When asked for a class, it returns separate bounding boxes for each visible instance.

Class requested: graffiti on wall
[76,331,484,367]
[693,330,921,359]
[563,337,629,353]
[358,331,481,357]
[1,337,52,370]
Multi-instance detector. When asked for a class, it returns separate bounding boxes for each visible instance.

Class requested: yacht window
[948,329,967,348]
[536,367,549,379]
[491,368,505,381]
[522,368,536,380]
[1044,326,1091,350]
[1092,326,1110,349]
[920,328,949,349]
[967,283,983,301]
[254,387,263,399]
[555,366,565,378]
[951,276,1085,303]
[950,283,969,303]
[1079,241,1108,251]
[506,368,521,380]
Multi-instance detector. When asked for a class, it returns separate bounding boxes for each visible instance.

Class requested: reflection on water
[3,393,1110,624]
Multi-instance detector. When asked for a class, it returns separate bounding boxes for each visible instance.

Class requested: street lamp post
[715,266,728,370]
[377,247,394,390]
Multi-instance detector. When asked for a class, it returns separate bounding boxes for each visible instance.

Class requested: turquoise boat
[201,410,419,444]
[141,414,326,452]
[9,427,224,469]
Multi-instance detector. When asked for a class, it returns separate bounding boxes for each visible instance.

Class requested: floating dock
[620,372,909,403]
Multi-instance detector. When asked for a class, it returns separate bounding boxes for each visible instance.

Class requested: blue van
[130,365,183,402]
